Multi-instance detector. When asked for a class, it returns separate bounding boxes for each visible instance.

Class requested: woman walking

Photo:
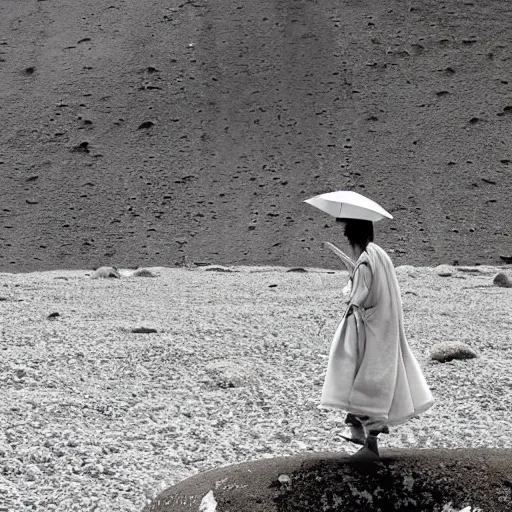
[320,218,434,460]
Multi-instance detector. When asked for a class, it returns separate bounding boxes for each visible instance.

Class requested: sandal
[340,434,366,446]
[368,425,390,436]
[340,425,366,446]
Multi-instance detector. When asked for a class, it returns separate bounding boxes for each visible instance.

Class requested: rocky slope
[1,0,511,271]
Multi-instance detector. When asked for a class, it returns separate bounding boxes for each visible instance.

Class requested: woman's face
[336,219,347,230]
[336,220,347,241]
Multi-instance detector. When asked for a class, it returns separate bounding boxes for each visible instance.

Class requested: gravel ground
[0,264,511,511]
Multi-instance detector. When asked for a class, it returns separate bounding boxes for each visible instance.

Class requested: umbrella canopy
[304,190,393,222]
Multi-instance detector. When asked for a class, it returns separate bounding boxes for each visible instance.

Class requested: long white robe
[320,243,434,425]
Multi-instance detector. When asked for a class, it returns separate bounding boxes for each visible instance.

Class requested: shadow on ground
[144,449,512,512]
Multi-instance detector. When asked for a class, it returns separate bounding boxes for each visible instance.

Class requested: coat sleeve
[348,262,373,309]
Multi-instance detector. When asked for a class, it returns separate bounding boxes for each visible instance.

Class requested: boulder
[395,265,417,277]
[493,272,512,288]
[430,342,478,363]
[90,266,120,279]
[143,449,512,512]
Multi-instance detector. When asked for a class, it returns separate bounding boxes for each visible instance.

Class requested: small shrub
[132,268,156,278]
[430,342,478,363]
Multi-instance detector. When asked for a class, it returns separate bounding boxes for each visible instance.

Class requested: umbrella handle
[322,241,356,272]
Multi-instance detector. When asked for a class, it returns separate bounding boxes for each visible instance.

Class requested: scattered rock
[206,361,248,389]
[47,312,60,319]
[499,255,512,264]
[493,272,512,288]
[132,268,157,278]
[203,266,235,272]
[430,342,478,363]
[24,465,42,482]
[278,474,291,485]
[25,175,38,182]
[138,121,155,129]
[71,141,90,153]
[216,379,236,389]
[23,66,35,75]
[498,106,512,116]
[199,490,217,512]
[435,265,453,277]
[22,446,53,464]
[15,368,27,379]
[131,327,158,334]
[91,266,121,279]
[140,83,162,91]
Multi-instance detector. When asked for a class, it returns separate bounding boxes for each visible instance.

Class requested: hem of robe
[317,399,435,427]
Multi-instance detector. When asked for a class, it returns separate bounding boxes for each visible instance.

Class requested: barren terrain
[0,265,511,511]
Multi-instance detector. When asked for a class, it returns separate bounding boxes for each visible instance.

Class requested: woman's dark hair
[336,218,374,250]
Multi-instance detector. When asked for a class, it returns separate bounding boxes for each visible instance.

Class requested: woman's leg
[350,417,389,459]
[366,419,389,437]
[342,413,368,445]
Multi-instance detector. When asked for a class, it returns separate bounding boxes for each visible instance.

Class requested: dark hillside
[1,0,511,271]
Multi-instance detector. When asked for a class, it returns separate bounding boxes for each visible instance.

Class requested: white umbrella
[303,190,393,222]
